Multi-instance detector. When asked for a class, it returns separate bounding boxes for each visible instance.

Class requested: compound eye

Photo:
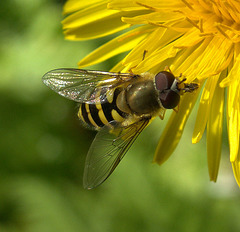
[160,90,180,109]
[155,71,175,92]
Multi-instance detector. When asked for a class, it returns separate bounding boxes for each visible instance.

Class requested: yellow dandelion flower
[62,0,240,186]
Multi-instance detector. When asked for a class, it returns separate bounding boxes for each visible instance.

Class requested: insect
[42,68,198,189]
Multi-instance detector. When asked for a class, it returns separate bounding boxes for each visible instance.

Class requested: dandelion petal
[154,89,200,165]
[207,75,225,182]
[78,26,152,68]
[192,76,218,144]
[232,161,240,187]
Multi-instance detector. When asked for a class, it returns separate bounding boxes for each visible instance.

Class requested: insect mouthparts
[183,82,199,93]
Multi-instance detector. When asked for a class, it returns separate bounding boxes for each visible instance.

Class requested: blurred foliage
[0,0,240,232]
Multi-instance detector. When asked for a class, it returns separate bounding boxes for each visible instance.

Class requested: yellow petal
[153,87,201,165]
[122,27,182,71]
[206,73,225,182]
[108,0,184,11]
[110,60,127,72]
[232,161,240,187]
[78,25,153,68]
[122,11,183,25]
[178,37,232,81]
[228,80,240,162]
[63,23,128,41]
[220,45,240,87]
[62,3,115,29]
[132,43,180,74]
[173,39,210,82]
[108,0,146,11]
[192,75,219,143]
[173,28,204,48]
[63,5,148,40]
[63,0,103,14]
[197,38,233,78]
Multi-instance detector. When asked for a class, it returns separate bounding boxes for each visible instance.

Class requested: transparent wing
[42,68,136,104]
[83,119,150,189]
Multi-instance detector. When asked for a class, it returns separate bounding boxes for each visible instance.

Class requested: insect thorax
[125,80,160,115]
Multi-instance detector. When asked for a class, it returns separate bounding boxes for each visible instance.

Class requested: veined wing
[83,119,150,189]
[42,68,137,104]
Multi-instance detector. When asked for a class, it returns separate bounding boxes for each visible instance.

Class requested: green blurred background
[1,0,240,231]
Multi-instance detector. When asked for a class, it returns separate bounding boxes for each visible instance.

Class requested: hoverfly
[42,68,198,189]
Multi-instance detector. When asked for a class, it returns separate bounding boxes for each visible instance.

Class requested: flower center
[181,0,240,42]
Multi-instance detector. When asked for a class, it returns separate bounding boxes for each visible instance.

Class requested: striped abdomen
[78,88,128,129]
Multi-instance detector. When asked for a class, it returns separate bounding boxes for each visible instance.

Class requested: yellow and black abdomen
[78,88,128,130]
